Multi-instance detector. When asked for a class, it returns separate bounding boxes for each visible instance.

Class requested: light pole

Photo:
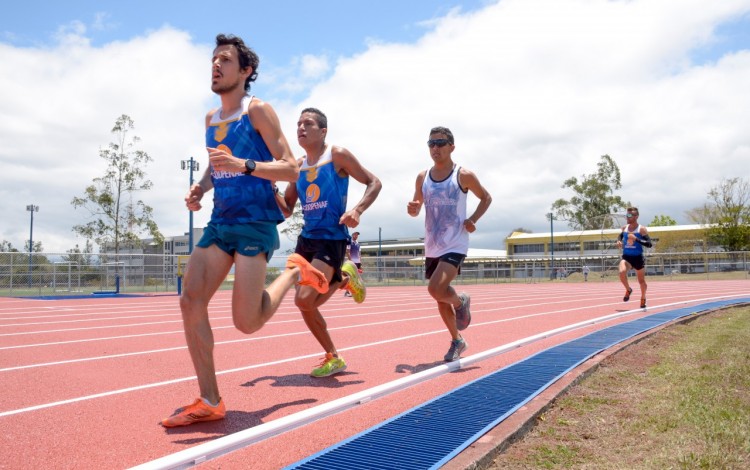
[378,227,382,282]
[547,212,555,279]
[181,158,200,253]
[26,204,39,288]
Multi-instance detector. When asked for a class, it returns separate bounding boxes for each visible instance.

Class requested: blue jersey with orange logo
[621,225,646,256]
[206,96,283,224]
[297,146,349,240]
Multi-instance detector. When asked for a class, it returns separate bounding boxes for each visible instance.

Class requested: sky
[2,0,750,258]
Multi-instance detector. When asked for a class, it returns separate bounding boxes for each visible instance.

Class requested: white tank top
[422,165,469,257]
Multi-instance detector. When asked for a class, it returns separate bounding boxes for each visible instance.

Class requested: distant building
[100,224,733,282]
[99,228,204,280]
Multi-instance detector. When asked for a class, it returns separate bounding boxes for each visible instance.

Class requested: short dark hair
[215,34,259,92]
[301,107,327,129]
[627,207,639,214]
[429,126,454,144]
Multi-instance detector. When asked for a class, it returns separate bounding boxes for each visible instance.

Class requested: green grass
[490,306,750,469]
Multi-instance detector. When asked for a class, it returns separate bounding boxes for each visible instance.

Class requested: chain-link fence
[0,252,182,297]
[357,251,750,286]
[1,250,747,297]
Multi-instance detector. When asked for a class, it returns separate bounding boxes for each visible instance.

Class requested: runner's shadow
[165,398,318,443]
[395,362,480,374]
[394,361,443,374]
[241,372,364,388]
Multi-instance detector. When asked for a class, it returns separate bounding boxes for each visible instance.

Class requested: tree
[1,240,19,252]
[685,204,717,225]
[649,215,677,226]
[62,240,94,266]
[506,227,532,238]
[23,241,43,252]
[71,115,163,254]
[703,177,750,252]
[551,154,629,230]
[280,201,304,244]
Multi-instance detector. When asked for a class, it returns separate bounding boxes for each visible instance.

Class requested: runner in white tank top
[422,164,469,258]
[407,126,492,363]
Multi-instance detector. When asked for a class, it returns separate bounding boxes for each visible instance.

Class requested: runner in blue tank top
[277,108,381,378]
[616,207,653,309]
[163,34,329,428]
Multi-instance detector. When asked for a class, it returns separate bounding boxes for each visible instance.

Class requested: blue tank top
[297,147,349,240]
[622,225,645,256]
[206,96,283,224]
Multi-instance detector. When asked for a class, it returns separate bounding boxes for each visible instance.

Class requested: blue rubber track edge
[287,298,750,470]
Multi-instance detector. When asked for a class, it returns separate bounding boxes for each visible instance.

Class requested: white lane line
[4,294,743,420]
[2,291,741,367]
[0,316,436,371]
[128,295,750,470]
[0,330,444,419]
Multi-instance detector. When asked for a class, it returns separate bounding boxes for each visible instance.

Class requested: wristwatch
[244,159,256,175]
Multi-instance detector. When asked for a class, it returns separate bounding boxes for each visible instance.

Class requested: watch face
[245,159,256,173]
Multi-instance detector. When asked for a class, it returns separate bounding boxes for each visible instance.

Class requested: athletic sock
[201,397,220,407]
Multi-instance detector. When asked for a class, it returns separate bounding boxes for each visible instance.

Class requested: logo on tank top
[306,166,318,183]
[211,144,238,180]
[214,122,229,142]
[305,184,321,203]
[302,183,328,215]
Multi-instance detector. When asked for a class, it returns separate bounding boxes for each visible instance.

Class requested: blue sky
[2,0,750,256]
[2,1,488,49]
[1,0,490,99]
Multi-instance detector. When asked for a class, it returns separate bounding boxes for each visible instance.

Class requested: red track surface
[1,280,748,469]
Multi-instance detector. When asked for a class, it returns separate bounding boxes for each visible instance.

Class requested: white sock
[201,397,219,407]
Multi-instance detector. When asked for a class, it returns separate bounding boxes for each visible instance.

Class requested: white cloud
[299,54,330,79]
[2,0,750,257]
[284,0,750,248]
[1,26,212,253]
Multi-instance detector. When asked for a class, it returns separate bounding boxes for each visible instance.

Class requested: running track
[1,280,748,469]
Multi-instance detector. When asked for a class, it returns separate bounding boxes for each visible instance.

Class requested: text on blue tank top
[206,107,283,224]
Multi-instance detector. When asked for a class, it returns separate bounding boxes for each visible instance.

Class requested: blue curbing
[287,298,750,470]
[20,293,171,300]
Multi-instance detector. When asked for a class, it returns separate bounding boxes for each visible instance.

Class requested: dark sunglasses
[626,213,637,218]
[427,138,451,148]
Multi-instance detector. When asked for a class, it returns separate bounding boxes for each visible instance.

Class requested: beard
[211,76,244,94]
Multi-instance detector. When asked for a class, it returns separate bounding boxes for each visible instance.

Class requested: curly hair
[215,34,259,91]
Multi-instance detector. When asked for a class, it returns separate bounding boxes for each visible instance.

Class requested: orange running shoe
[161,398,226,428]
[623,287,633,302]
[286,253,328,294]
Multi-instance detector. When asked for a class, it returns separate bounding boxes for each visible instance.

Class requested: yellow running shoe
[161,398,226,428]
[341,260,366,303]
[311,353,347,377]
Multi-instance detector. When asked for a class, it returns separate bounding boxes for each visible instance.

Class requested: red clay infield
[1,279,748,469]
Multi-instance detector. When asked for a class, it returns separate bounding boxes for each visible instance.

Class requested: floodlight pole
[547,212,555,279]
[181,158,200,254]
[26,204,39,288]
[378,227,382,282]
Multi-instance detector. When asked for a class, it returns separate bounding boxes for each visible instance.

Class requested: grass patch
[490,306,750,469]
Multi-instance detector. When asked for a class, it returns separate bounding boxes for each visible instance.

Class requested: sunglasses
[626,213,637,218]
[427,138,451,148]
